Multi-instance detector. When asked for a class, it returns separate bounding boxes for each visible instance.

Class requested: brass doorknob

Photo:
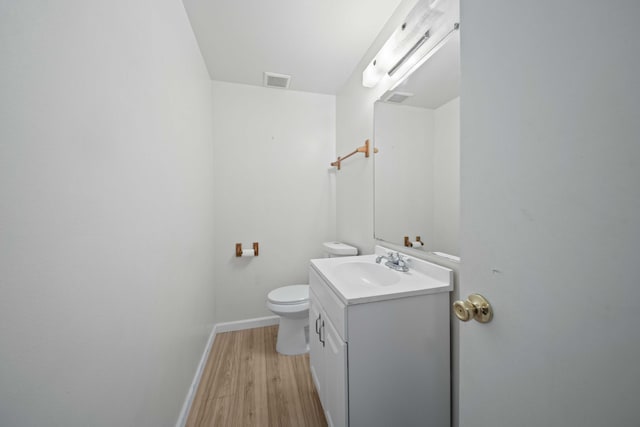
[453,294,493,323]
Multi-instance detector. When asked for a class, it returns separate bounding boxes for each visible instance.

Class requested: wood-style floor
[186,325,327,427]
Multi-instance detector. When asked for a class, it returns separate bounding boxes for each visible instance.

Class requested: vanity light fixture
[387,22,459,93]
[388,30,430,77]
[362,0,457,89]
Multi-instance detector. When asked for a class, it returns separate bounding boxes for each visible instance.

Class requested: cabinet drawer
[309,266,347,341]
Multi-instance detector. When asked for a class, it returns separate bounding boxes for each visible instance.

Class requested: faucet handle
[391,252,407,264]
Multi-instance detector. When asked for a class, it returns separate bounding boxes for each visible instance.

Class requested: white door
[323,317,348,427]
[308,291,325,403]
[459,1,640,426]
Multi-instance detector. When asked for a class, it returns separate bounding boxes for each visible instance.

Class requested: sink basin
[332,262,400,287]
[311,247,454,305]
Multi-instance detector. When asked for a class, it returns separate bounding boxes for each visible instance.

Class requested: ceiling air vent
[383,91,414,103]
[263,72,291,89]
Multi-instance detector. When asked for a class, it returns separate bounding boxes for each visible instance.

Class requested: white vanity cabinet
[309,280,348,427]
[308,254,451,427]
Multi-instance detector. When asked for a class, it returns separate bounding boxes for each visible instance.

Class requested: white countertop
[310,246,453,305]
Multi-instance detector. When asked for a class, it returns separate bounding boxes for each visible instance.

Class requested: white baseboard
[175,315,280,427]
[214,315,279,334]
[175,325,216,427]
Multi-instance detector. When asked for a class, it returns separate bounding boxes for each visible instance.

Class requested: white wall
[0,1,215,426]
[211,81,336,322]
[460,0,640,425]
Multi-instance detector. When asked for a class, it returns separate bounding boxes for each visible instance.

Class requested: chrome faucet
[375,251,410,272]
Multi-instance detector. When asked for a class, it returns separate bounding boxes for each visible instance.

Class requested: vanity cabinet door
[309,291,325,405]
[323,316,348,427]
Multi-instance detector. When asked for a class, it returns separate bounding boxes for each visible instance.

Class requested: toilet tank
[323,242,358,258]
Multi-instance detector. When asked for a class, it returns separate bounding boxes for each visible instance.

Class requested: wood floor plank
[250,326,269,424]
[186,325,327,427]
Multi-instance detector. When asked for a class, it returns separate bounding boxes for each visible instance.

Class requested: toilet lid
[267,285,309,305]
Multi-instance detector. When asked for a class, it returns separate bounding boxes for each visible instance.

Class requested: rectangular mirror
[374,29,460,258]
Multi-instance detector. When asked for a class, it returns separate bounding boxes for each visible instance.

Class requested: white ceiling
[181,0,404,94]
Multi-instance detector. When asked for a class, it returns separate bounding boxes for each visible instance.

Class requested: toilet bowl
[267,285,310,355]
[267,242,358,355]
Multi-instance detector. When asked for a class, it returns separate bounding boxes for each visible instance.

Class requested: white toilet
[267,242,358,355]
